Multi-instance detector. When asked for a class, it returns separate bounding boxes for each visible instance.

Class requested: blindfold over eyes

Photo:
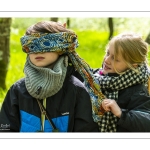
[20,32,79,54]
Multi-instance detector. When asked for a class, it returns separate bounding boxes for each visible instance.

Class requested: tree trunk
[108,18,114,40]
[67,18,70,28]
[0,18,12,90]
[145,32,150,44]
[50,18,58,22]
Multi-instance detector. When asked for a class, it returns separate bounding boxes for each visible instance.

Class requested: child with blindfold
[0,21,99,132]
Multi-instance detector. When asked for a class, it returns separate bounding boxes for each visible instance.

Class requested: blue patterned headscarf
[20,32,106,123]
[20,32,78,54]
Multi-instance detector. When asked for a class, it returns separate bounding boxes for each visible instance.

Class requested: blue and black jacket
[0,65,99,132]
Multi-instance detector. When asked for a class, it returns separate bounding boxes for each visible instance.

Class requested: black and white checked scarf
[95,63,150,132]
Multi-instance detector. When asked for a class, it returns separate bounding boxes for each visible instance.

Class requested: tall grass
[0,28,108,103]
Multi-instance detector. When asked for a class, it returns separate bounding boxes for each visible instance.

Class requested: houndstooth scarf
[95,63,150,132]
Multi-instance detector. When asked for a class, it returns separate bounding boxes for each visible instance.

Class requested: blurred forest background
[1,17,150,105]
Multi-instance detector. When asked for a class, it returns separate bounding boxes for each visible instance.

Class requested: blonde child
[94,32,150,132]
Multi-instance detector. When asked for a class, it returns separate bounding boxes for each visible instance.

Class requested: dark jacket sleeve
[117,84,150,132]
[73,86,99,132]
[0,84,20,132]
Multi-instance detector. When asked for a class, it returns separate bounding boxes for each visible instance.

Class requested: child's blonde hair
[107,32,150,93]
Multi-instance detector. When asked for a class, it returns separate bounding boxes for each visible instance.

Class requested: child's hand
[102,99,122,118]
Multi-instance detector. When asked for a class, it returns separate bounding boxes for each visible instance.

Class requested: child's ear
[63,23,67,28]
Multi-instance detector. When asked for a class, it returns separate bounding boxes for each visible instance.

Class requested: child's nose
[104,56,111,64]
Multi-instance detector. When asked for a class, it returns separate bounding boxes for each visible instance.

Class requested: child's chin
[103,70,107,75]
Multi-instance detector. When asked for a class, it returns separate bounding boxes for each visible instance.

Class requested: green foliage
[11,18,50,30]
[0,88,6,106]
[0,60,8,89]
[75,30,107,68]
[6,29,26,86]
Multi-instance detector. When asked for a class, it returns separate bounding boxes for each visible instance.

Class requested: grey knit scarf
[24,55,68,99]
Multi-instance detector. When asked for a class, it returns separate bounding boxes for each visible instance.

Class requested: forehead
[107,43,115,53]
[107,43,124,58]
